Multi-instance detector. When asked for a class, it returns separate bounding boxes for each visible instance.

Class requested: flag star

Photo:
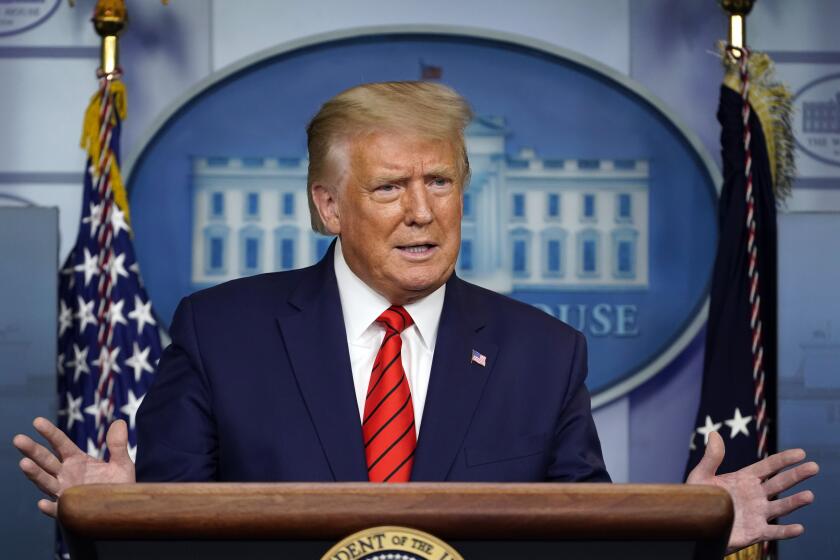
[129,261,142,280]
[61,254,75,276]
[65,393,84,430]
[74,247,99,287]
[82,201,104,238]
[61,260,77,290]
[128,443,137,464]
[57,353,66,376]
[84,392,108,430]
[85,438,102,459]
[724,407,752,439]
[69,343,91,383]
[125,342,154,382]
[696,415,722,445]
[59,300,74,337]
[120,390,145,430]
[689,431,696,451]
[128,295,156,334]
[108,252,129,285]
[76,296,97,332]
[93,346,121,376]
[107,298,128,329]
[110,205,130,237]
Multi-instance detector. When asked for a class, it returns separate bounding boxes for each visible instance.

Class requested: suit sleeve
[135,296,219,481]
[546,331,611,482]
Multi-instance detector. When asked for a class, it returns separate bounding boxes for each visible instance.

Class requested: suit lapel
[412,276,498,481]
[275,246,368,481]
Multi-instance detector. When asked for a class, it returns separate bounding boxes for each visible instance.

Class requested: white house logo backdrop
[0,0,60,36]
[794,73,840,167]
[127,32,719,403]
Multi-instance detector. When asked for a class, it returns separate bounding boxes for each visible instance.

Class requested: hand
[687,431,818,554]
[12,417,136,518]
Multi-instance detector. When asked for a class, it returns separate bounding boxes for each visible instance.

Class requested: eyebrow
[369,166,457,185]
[424,165,457,178]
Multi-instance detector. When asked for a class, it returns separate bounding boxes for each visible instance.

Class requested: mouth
[396,243,438,259]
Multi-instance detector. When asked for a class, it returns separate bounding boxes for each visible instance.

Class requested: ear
[311,182,341,235]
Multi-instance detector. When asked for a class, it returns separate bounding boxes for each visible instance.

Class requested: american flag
[419,60,443,80]
[55,72,162,557]
[471,349,487,367]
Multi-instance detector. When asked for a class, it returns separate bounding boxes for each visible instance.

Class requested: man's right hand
[12,417,136,518]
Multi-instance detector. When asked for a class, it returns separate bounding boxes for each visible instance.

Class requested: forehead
[348,131,460,177]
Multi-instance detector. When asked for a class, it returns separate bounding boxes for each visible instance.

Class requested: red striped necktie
[362,305,416,483]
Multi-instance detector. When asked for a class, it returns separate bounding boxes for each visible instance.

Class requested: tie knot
[376,306,414,333]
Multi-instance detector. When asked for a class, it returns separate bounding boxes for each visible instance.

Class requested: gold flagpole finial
[720,0,755,58]
[92,0,127,76]
[66,1,167,75]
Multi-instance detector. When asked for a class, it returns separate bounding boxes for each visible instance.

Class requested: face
[312,131,463,305]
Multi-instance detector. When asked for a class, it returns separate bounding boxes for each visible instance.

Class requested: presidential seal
[321,526,463,560]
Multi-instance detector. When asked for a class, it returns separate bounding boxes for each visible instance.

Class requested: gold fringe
[721,43,796,202]
[725,543,764,560]
[79,80,130,224]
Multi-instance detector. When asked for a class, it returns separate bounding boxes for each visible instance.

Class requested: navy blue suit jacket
[136,244,609,483]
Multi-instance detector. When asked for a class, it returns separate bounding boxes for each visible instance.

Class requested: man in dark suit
[14,81,817,553]
[135,240,605,484]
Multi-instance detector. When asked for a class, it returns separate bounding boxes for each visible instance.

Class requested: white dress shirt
[334,239,445,436]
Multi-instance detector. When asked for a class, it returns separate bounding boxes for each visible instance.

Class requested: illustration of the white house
[190,116,649,293]
[802,91,840,134]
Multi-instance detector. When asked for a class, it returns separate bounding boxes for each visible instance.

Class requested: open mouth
[397,243,437,256]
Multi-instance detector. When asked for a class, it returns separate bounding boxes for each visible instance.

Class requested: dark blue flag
[686,52,789,478]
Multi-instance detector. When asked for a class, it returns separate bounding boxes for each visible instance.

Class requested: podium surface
[59,483,733,559]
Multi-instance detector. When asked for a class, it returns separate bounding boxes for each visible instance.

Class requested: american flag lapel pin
[471,349,487,367]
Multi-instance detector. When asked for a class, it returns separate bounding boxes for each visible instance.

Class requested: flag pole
[722,6,766,560]
[694,3,793,559]
[55,1,166,558]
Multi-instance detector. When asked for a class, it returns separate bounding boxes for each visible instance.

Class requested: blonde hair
[306,81,474,234]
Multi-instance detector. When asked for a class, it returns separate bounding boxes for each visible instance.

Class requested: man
[14,81,817,552]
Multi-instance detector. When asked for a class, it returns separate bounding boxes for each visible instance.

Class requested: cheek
[440,205,463,240]
[342,202,385,237]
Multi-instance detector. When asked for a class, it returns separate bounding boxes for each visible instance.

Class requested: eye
[376,184,397,192]
[430,177,451,188]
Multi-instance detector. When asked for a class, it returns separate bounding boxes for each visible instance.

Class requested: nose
[403,183,433,226]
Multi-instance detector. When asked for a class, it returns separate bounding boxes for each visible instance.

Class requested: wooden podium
[59,483,733,559]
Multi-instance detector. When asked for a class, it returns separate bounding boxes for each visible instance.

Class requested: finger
[744,448,807,479]
[37,498,57,519]
[687,431,725,483]
[105,420,132,469]
[18,458,61,497]
[12,434,63,476]
[32,417,82,461]
[767,490,815,521]
[763,461,819,496]
[763,523,805,541]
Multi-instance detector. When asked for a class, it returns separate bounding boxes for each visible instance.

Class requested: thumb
[688,431,725,484]
[105,420,132,469]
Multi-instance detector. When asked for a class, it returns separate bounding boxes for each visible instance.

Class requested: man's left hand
[687,431,819,554]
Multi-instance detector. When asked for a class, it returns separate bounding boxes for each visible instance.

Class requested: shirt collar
[334,238,446,351]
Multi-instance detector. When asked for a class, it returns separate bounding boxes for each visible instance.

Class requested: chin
[396,269,451,295]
